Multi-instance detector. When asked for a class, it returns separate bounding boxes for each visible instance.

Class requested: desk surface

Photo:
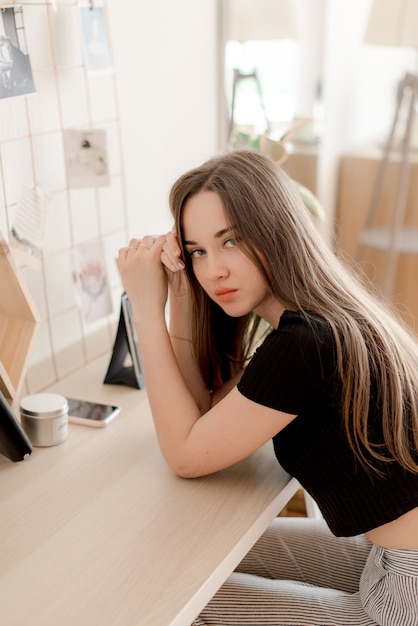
[0,356,298,626]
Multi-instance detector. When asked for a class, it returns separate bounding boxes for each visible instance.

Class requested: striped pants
[193,517,418,626]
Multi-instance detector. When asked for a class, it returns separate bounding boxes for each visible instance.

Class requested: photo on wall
[79,6,112,74]
[63,128,109,188]
[72,240,113,325]
[0,6,36,100]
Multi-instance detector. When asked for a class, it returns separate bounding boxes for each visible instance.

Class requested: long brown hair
[169,149,418,474]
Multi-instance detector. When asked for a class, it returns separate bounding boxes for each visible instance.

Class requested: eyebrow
[183,226,236,247]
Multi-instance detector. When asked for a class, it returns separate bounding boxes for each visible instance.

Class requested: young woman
[118,149,418,625]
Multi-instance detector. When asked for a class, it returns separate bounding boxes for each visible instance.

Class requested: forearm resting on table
[134,301,248,476]
[168,290,244,410]
[169,292,211,413]
[135,321,203,472]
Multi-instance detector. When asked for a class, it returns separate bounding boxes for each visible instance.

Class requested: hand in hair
[160,228,190,298]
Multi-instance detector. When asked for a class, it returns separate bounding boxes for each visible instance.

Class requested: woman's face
[181,190,283,325]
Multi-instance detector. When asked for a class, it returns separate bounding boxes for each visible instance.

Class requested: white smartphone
[67,398,120,428]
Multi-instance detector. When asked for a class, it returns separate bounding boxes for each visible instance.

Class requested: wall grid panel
[0,0,128,395]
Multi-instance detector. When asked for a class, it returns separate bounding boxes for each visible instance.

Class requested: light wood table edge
[175,477,300,626]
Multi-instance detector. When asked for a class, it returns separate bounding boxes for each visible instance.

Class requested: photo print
[72,240,113,325]
[79,6,112,74]
[10,184,51,262]
[0,6,36,100]
[63,128,109,188]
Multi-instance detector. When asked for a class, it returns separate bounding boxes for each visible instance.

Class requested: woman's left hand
[118,235,168,316]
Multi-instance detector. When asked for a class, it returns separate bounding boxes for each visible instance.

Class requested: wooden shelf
[0,232,40,401]
[336,151,418,331]
[360,227,418,253]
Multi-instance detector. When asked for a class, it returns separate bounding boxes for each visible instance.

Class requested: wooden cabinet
[283,143,318,194]
[336,149,418,332]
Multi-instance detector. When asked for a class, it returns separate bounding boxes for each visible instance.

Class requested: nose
[205,252,229,281]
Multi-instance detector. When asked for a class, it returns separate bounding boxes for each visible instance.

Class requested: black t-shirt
[238,310,418,536]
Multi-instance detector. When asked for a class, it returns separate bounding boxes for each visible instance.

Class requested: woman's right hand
[161,229,190,298]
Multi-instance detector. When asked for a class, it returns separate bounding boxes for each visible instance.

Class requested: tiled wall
[0,0,127,394]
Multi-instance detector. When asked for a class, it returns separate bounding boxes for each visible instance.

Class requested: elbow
[171,461,202,479]
[159,428,212,479]
[164,451,206,479]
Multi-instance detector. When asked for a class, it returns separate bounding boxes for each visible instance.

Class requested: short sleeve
[237,311,337,415]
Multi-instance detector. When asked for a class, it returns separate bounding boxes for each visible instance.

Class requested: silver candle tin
[20,393,69,447]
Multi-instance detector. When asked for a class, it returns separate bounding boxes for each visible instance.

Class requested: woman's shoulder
[239,310,338,411]
[251,309,336,373]
[274,309,334,345]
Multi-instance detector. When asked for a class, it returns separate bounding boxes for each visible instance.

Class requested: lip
[214,288,238,302]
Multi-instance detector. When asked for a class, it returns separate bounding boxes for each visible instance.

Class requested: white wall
[0,1,218,395]
[108,0,218,238]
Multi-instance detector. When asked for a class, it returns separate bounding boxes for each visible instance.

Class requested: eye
[189,248,206,258]
[224,237,238,248]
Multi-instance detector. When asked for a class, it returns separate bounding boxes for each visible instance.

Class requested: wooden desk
[0,356,299,626]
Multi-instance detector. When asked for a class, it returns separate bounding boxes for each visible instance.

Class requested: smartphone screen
[67,398,120,428]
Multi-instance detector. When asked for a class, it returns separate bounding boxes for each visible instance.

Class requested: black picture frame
[0,390,32,462]
[103,293,145,390]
